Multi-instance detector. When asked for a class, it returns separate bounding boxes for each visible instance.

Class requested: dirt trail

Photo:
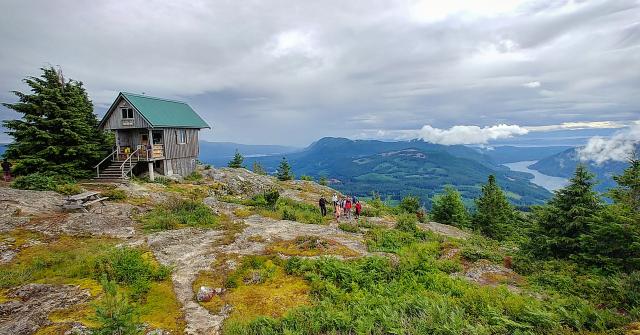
[146,228,225,335]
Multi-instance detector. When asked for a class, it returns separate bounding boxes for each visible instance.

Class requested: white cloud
[527,121,635,132]
[523,81,541,88]
[414,124,529,145]
[577,125,640,164]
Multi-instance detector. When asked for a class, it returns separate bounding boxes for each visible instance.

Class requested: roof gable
[100,92,210,129]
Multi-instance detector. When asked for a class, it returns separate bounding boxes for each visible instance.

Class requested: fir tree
[2,67,112,178]
[252,161,266,175]
[276,157,294,181]
[228,149,244,168]
[430,186,469,227]
[609,156,640,213]
[528,164,602,259]
[578,158,640,272]
[93,276,139,335]
[472,175,517,240]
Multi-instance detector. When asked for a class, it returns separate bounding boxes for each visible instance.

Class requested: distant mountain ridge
[530,146,634,193]
[478,145,574,164]
[199,141,299,166]
[227,137,552,209]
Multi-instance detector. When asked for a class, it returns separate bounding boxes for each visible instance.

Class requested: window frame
[176,129,187,145]
[121,107,134,119]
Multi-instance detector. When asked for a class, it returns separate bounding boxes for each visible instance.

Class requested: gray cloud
[0,0,639,145]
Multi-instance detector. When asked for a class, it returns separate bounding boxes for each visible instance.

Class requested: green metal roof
[119,92,210,128]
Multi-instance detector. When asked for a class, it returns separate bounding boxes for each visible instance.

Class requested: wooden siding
[162,128,199,160]
[168,157,197,176]
[115,129,148,151]
[102,97,151,130]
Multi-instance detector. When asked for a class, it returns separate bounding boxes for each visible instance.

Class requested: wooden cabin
[96,92,210,180]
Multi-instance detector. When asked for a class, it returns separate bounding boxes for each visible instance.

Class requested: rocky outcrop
[0,284,91,335]
[202,168,278,197]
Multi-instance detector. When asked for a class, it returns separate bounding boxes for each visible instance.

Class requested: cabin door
[140,133,149,146]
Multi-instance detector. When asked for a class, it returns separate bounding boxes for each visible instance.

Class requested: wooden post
[148,128,154,160]
[148,162,155,181]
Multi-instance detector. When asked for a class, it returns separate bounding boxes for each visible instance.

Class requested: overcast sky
[1,0,639,146]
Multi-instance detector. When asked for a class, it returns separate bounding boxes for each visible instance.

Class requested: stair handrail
[120,147,141,178]
[94,148,118,178]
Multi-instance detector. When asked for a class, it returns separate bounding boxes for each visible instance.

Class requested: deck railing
[120,147,141,178]
[94,148,118,178]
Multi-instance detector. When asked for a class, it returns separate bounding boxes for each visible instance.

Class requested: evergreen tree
[472,175,517,240]
[609,156,640,213]
[252,161,267,175]
[228,149,244,168]
[528,164,602,259]
[2,67,111,178]
[93,276,139,335]
[399,195,421,214]
[430,186,469,227]
[578,158,640,272]
[276,157,294,181]
[318,175,328,186]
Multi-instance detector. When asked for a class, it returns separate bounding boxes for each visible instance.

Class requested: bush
[299,175,313,181]
[282,208,297,221]
[93,247,169,285]
[396,213,418,232]
[184,171,203,182]
[399,195,421,214]
[55,183,82,195]
[140,198,219,232]
[12,172,76,191]
[339,223,360,233]
[264,189,280,209]
[101,188,127,201]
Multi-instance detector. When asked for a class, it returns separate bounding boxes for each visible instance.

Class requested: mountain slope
[530,147,631,193]
[478,145,574,164]
[199,141,299,166]
[238,137,552,208]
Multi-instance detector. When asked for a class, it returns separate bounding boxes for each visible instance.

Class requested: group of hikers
[318,193,362,222]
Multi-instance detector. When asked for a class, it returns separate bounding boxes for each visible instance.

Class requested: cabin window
[177,129,187,144]
[121,108,134,119]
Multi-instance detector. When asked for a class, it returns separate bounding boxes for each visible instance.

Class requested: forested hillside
[531,147,630,193]
[239,137,551,208]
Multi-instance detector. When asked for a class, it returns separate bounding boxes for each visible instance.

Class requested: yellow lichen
[266,236,359,257]
[139,281,186,332]
[233,207,253,218]
[225,267,309,323]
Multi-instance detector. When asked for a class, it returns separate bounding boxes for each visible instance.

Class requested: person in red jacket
[355,201,362,220]
[344,197,352,220]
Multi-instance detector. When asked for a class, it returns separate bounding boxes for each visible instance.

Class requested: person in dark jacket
[319,196,327,217]
[2,159,12,182]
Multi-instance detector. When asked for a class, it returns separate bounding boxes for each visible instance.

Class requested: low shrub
[396,213,418,232]
[184,171,203,182]
[55,183,83,195]
[93,247,170,286]
[101,188,127,201]
[399,195,421,214]
[339,223,360,233]
[299,175,313,181]
[140,198,219,232]
[12,172,76,191]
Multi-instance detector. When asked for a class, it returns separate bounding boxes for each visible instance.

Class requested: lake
[504,160,568,192]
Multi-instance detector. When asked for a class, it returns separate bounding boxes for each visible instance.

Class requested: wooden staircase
[95,160,136,180]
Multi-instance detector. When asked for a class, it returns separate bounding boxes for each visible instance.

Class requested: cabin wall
[162,128,199,159]
[115,129,146,150]
[166,157,197,176]
[102,97,151,130]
